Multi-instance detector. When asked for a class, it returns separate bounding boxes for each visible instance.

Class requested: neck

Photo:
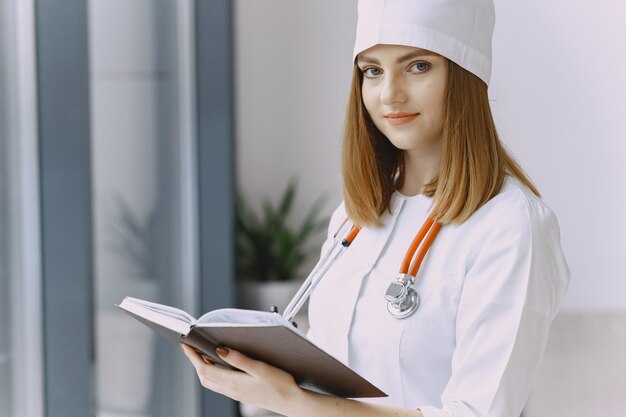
[398,144,442,196]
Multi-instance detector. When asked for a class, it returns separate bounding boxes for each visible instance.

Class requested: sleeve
[416,199,570,417]
[305,201,347,344]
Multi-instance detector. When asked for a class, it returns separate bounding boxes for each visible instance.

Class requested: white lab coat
[306,175,570,417]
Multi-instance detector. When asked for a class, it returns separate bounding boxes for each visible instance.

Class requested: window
[0,1,43,416]
[89,1,199,416]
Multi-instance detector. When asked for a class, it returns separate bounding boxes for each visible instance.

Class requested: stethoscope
[282,213,441,322]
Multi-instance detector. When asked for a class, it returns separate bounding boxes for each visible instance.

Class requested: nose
[379,73,408,105]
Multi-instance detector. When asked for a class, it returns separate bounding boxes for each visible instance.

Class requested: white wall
[234,0,626,310]
[489,1,626,311]
[234,0,355,274]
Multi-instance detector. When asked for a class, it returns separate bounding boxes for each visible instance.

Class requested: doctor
[181,0,571,416]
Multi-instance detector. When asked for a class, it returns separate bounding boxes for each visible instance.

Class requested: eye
[410,62,430,73]
[361,66,382,78]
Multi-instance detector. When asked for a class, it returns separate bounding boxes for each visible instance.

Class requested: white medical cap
[353,0,496,86]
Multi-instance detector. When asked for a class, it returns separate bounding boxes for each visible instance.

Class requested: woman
[182,0,570,416]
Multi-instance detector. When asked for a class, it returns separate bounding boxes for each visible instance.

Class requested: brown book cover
[117,297,387,399]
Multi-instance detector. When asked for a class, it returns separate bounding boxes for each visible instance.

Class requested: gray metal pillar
[195,0,237,416]
[35,0,93,416]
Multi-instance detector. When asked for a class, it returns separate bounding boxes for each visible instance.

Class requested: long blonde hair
[341,59,539,227]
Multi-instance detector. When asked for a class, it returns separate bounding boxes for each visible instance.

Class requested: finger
[215,347,268,379]
[180,343,210,370]
[181,344,228,386]
[181,344,251,390]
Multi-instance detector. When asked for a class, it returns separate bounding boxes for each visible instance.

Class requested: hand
[180,343,303,416]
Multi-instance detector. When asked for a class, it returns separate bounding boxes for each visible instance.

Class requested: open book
[116,297,386,398]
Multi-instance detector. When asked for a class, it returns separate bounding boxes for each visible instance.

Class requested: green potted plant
[236,179,329,314]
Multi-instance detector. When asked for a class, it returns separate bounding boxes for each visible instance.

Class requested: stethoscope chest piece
[282,215,441,322]
[384,274,420,319]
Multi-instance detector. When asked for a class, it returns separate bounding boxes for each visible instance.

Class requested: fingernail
[216,347,230,358]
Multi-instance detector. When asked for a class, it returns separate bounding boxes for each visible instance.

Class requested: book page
[122,297,196,323]
[197,308,289,327]
[117,297,194,335]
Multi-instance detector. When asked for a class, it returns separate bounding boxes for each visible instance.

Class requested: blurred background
[0,1,624,417]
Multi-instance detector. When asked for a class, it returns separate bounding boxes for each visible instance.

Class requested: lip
[384,112,419,126]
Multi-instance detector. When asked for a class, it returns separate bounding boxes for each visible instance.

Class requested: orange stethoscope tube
[281,213,442,322]
[339,215,441,278]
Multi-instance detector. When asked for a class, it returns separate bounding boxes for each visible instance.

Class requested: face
[356,44,448,155]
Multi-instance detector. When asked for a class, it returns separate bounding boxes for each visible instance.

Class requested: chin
[385,137,423,150]
[385,131,442,150]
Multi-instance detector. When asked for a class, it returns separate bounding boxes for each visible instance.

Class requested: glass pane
[1,2,17,416]
[0,39,12,417]
[1,0,43,415]
[89,1,198,416]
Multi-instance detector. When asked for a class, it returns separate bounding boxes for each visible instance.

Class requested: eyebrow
[356,49,438,65]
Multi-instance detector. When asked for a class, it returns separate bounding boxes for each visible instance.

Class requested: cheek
[422,79,445,104]
[432,75,447,115]
[419,81,446,121]
[361,88,378,116]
